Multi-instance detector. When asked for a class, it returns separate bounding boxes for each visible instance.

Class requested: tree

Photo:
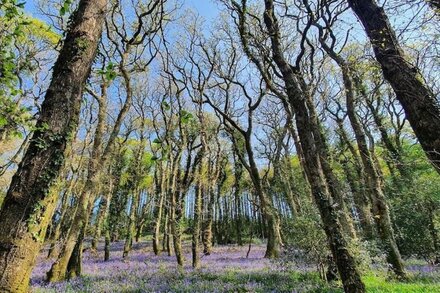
[46,0,164,281]
[0,1,107,291]
[348,0,440,174]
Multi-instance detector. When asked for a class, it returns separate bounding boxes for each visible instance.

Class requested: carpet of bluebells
[30,241,440,292]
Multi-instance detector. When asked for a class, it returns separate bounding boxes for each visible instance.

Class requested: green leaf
[180,110,193,124]
[0,116,8,128]
[162,101,170,110]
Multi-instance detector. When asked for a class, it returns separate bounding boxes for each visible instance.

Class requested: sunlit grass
[363,272,440,293]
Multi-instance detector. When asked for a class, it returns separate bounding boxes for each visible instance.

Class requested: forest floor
[31,240,440,292]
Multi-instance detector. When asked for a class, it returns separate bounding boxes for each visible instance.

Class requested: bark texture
[0,1,107,291]
[348,0,440,174]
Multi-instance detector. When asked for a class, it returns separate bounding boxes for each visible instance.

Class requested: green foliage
[1,2,59,140]
[280,212,330,271]
[0,0,29,139]
[384,142,440,261]
[27,200,45,243]
[59,0,73,16]
[180,110,193,124]
[152,138,161,144]
[98,62,117,82]
[162,100,171,110]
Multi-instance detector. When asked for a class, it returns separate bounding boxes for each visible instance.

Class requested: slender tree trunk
[0,1,107,291]
[348,0,440,174]
[123,188,139,258]
[298,74,357,239]
[169,159,184,265]
[104,226,110,261]
[203,185,215,253]
[47,186,72,259]
[165,213,172,256]
[92,181,113,250]
[172,189,184,266]
[364,93,408,180]
[234,186,243,246]
[232,152,244,246]
[46,188,93,282]
[244,136,281,258]
[338,153,374,239]
[192,180,203,268]
[348,100,405,278]
[339,59,406,278]
[153,177,165,255]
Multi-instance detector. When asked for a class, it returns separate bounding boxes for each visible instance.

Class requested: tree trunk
[123,188,139,258]
[91,182,113,251]
[47,186,72,259]
[364,91,408,180]
[244,135,281,258]
[46,188,93,282]
[298,74,357,240]
[153,165,166,255]
[262,1,365,291]
[233,153,244,246]
[0,1,107,291]
[336,123,373,228]
[192,181,203,268]
[341,60,406,278]
[165,213,172,256]
[152,191,165,255]
[319,33,406,277]
[348,0,440,174]
[203,153,221,255]
[104,226,110,261]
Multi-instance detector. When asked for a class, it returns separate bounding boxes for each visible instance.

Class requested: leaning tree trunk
[262,1,365,291]
[342,64,406,278]
[363,90,409,180]
[245,136,282,258]
[91,181,113,251]
[348,0,440,174]
[48,42,133,281]
[336,124,374,239]
[0,1,106,292]
[46,188,94,282]
[298,74,357,239]
[47,185,72,259]
[320,37,406,278]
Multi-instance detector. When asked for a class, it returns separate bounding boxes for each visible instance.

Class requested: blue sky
[184,0,220,21]
[24,0,221,22]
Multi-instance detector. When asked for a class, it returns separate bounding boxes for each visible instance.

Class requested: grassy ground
[31,240,440,292]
